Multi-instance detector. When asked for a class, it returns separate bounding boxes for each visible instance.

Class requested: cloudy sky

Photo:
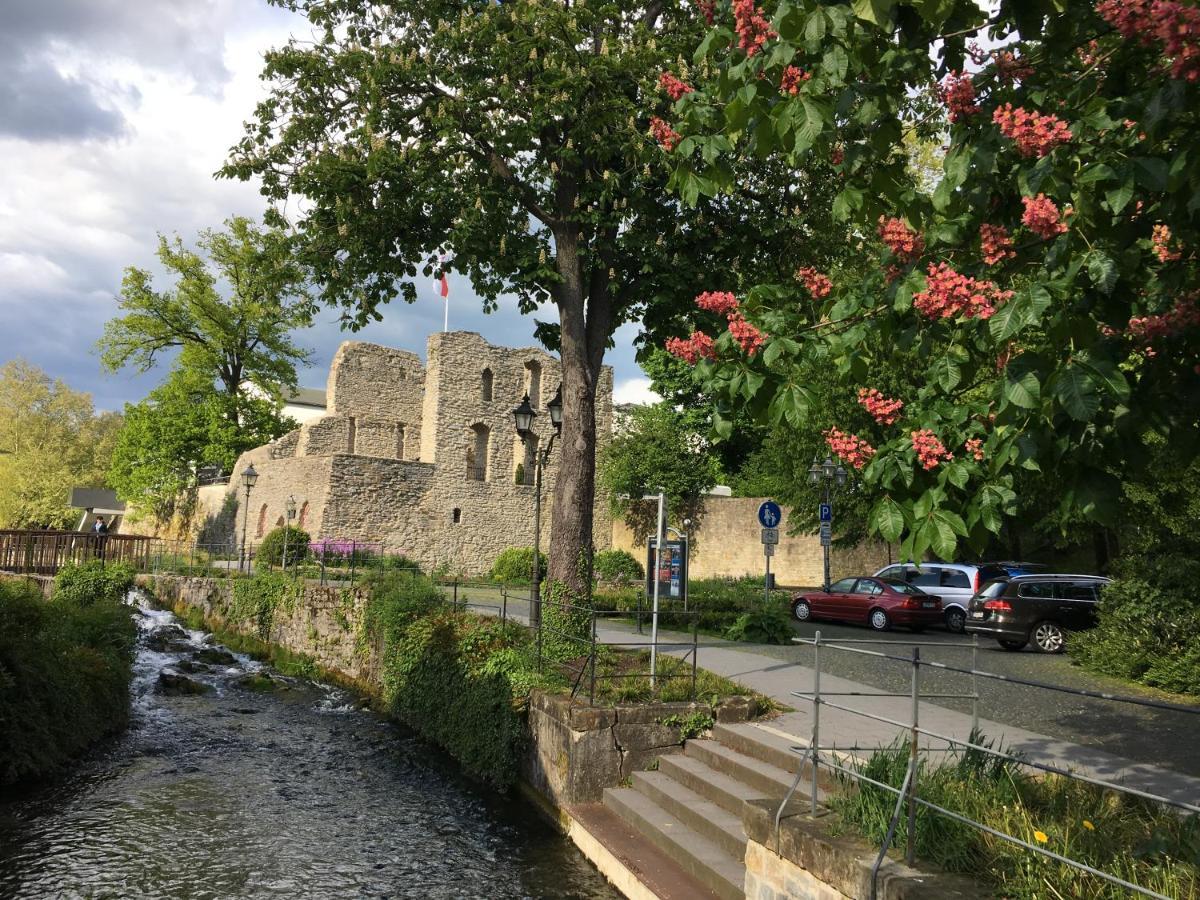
[0,0,659,413]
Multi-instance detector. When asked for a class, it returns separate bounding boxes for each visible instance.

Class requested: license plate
[970,611,985,618]
[921,601,937,608]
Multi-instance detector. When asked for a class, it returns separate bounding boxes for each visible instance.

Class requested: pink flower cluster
[993,104,1072,157]
[781,65,811,95]
[939,71,980,123]
[697,0,716,26]
[659,72,694,102]
[665,331,717,365]
[877,216,925,263]
[695,290,739,316]
[857,388,904,425]
[1152,224,1182,262]
[733,0,776,57]
[1127,294,1200,342]
[824,427,876,470]
[964,438,985,462]
[912,429,953,470]
[650,117,682,151]
[980,224,1016,265]
[1098,0,1200,82]
[727,311,766,355]
[1021,194,1070,239]
[796,266,833,298]
[913,263,1013,321]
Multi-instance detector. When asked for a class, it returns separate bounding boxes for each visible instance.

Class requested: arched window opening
[524,360,542,407]
[256,503,268,538]
[481,368,494,402]
[298,501,309,529]
[515,435,537,485]
[467,424,490,481]
[452,508,462,524]
[397,424,406,460]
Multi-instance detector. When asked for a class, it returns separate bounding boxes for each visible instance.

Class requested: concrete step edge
[712,722,806,773]
[603,787,745,900]
[631,770,746,859]
[685,739,798,799]
[656,753,768,818]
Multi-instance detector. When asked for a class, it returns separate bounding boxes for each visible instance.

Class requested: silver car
[872,562,1005,633]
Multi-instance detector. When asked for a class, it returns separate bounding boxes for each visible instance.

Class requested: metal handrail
[774,630,1196,899]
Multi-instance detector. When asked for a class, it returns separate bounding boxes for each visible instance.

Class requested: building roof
[285,387,327,408]
[69,487,126,513]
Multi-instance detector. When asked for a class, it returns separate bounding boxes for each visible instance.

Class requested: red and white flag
[433,253,451,331]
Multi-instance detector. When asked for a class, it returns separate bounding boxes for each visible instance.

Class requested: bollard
[971,633,980,735]
[811,630,822,817]
[906,646,921,866]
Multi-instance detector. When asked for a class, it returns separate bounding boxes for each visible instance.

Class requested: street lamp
[283,495,297,570]
[240,463,258,572]
[514,385,562,631]
[810,456,847,592]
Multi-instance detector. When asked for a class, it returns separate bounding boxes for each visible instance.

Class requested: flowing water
[0,598,620,899]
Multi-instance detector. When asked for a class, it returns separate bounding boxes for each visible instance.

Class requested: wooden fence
[0,530,153,575]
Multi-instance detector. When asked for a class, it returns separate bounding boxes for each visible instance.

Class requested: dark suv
[964,575,1110,653]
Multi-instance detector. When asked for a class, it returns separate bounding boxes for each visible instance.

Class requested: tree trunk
[548,228,605,599]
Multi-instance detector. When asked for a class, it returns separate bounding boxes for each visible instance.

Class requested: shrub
[53,560,135,607]
[1073,554,1200,695]
[489,546,546,584]
[375,554,422,575]
[723,605,794,644]
[230,572,301,640]
[594,549,644,585]
[256,526,311,568]
[0,579,136,784]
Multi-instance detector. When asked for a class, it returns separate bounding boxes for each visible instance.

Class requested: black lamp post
[514,385,562,630]
[283,495,297,570]
[240,463,258,572]
[809,456,847,592]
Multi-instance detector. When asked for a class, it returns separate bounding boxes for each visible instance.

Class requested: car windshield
[976,580,1008,599]
[882,579,922,594]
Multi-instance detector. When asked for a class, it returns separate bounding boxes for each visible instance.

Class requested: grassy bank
[0,564,137,785]
[833,738,1199,898]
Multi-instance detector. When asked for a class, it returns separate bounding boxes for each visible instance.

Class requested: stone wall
[327,341,425,428]
[0,571,54,599]
[612,497,897,588]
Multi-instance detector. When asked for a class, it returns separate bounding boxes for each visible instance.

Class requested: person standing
[91,515,108,562]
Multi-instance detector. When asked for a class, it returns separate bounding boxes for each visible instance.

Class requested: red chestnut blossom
[1127,293,1200,342]
[650,117,682,152]
[780,65,811,95]
[1021,194,1070,239]
[824,427,876,470]
[727,311,766,355]
[980,224,1016,265]
[857,388,904,425]
[911,429,953,470]
[733,0,776,57]
[1098,0,1200,82]
[912,263,1013,321]
[992,50,1034,83]
[659,72,694,102]
[1152,224,1183,262]
[877,216,925,263]
[830,145,844,165]
[964,438,985,462]
[796,266,833,298]
[993,104,1073,157]
[939,71,980,123]
[694,290,739,316]
[697,0,716,26]
[665,331,717,365]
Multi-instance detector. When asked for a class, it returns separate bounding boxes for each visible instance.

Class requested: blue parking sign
[757,500,782,528]
[819,503,832,523]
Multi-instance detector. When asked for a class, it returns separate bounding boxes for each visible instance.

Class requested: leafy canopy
[663,0,1200,562]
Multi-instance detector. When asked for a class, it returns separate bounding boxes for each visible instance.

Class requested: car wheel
[944,607,966,633]
[1032,621,1066,654]
[998,639,1028,651]
[791,599,812,622]
[869,608,890,631]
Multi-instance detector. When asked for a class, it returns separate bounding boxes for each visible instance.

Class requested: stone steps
[601,722,825,900]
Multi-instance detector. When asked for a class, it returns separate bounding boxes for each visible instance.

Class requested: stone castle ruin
[206,332,614,575]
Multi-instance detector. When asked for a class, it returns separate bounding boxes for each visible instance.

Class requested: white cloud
[613,377,662,407]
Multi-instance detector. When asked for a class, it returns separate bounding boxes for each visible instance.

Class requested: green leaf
[988,296,1024,342]
[945,462,969,489]
[927,513,958,560]
[1132,157,1168,193]
[1105,180,1135,214]
[851,0,895,25]
[930,355,962,392]
[1052,364,1100,421]
[871,496,905,542]
[1077,163,1116,185]
[1085,251,1117,295]
[1004,369,1040,409]
[822,45,849,82]
[805,10,827,43]
[712,408,734,439]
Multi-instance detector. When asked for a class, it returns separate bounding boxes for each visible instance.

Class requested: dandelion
[1034,830,1049,844]
[1082,820,1095,831]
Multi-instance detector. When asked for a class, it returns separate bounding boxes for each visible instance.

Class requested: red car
[790,577,943,632]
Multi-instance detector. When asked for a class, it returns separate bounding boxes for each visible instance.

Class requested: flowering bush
[912,263,1012,321]
[726,311,766,355]
[780,65,810,95]
[650,116,681,151]
[659,71,693,102]
[857,388,904,425]
[979,224,1015,265]
[877,216,924,263]
[795,266,833,298]
[1021,194,1069,239]
[992,104,1072,158]
[1152,224,1182,263]
[665,331,717,364]
[732,0,774,57]
[824,427,876,470]
[911,430,953,471]
[939,72,979,122]
[694,290,739,316]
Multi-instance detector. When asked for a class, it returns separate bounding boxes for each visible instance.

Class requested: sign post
[757,501,783,603]
[819,504,833,591]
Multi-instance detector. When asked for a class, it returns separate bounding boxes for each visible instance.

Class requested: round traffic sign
[757,500,782,528]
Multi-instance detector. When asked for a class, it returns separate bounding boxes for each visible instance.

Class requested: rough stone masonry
[200,332,614,575]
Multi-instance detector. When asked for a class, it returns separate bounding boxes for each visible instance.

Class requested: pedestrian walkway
[595,620,1200,812]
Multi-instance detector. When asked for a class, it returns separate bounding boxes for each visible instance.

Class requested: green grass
[832,736,1200,899]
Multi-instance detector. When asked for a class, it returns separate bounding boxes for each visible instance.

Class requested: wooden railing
[0,530,153,575]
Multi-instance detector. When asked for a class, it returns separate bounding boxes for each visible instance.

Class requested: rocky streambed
[0,597,618,899]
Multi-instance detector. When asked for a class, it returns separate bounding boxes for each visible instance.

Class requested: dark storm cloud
[0,0,231,141]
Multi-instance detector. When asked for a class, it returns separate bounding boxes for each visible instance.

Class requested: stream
[0,597,620,899]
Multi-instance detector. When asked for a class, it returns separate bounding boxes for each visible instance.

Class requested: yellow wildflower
[1034,831,1048,844]
[1082,820,1095,831]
